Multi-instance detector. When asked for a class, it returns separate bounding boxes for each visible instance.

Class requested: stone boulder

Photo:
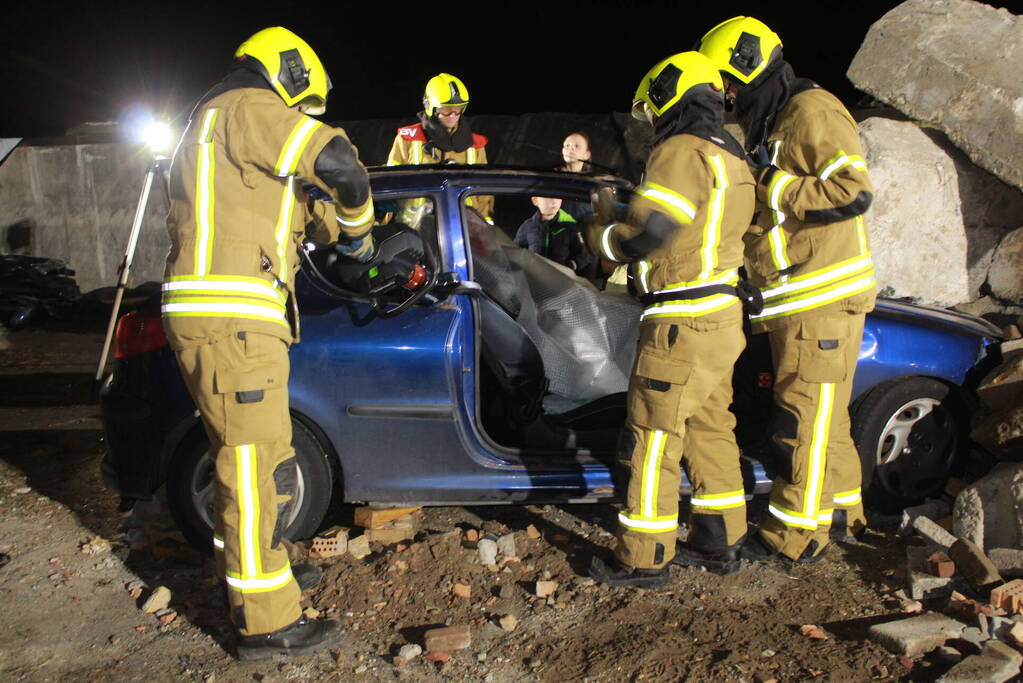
[858,116,1023,306]
[952,462,1023,551]
[848,0,1023,193]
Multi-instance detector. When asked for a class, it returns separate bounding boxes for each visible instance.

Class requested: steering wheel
[371,228,439,318]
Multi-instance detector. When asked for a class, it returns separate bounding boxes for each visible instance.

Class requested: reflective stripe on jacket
[163,88,373,345]
[594,134,755,323]
[744,89,876,331]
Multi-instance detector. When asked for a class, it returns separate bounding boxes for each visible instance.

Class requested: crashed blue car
[100,166,1003,548]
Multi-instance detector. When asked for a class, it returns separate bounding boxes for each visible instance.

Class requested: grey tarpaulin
[466,212,640,408]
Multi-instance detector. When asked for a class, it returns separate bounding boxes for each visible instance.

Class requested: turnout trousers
[172,330,302,636]
[759,312,867,559]
[615,315,747,569]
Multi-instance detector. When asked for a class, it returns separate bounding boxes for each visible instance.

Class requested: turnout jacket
[745,88,876,332]
[592,133,756,325]
[386,122,493,219]
[162,88,374,346]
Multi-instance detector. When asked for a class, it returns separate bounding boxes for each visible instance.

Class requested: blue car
[100,166,1003,549]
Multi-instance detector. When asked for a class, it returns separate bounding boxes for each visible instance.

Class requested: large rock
[848,0,1023,193]
[953,463,1023,551]
[858,116,1023,306]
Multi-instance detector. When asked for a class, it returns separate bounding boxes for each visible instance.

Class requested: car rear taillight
[114,310,168,359]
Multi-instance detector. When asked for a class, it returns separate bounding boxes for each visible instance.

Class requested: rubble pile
[867,482,1023,683]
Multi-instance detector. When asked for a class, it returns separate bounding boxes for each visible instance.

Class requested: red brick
[927,551,956,578]
[991,579,1023,613]
[424,651,451,662]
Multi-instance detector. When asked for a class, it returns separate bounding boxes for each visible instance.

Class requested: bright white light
[141,121,173,155]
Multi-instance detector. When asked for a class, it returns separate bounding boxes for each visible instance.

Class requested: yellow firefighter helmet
[423,73,470,117]
[631,51,723,123]
[698,16,783,86]
[235,27,331,114]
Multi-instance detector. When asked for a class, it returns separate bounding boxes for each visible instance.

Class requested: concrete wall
[0,113,652,293]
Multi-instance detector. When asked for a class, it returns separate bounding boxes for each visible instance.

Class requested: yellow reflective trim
[640,294,739,320]
[160,294,286,310]
[161,309,291,327]
[767,225,791,272]
[834,488,861,505]
[412,141,422,165]
[803,383,834,520]
[768,503,818,530]
[467,146,476,165]
[751,275,876,321]
[161,280,285,303]
[637,260,651,294]
[856,215,869,256]
[225,564,294,593]
[636,181,696,225]
[699,155,727,279]
[193,108,219,276]
[236,444,261,578]
[759,255,874,302]
[337,201,374,227]
[767,171,797,212]
[213,534,225,551]
[274,176,297,285]
[618,512,677,532]
[818,151,868,181]
[691,489,746,509]
[641,429,666,519]
[274,117,322,177]
[600,225,621,262]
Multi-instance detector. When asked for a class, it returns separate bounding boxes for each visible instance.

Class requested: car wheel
[166,418,335,552]
[851,376,966,513]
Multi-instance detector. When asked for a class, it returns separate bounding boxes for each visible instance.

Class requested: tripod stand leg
[95,165,159,383]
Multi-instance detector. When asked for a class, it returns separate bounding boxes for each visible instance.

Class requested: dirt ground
[0,323,963,682]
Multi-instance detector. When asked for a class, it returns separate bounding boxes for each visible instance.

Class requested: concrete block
[348,534,370,559]
[989,549,1023,579]
[901,499,953,535]
[849,0,1023,193]
[953,463,1023,551]
[908,545,961,599]
[914,517,957,548]
[309,526,348,558]
[937,654,1020,683]
[496,533,518,559]
[949,538,1003,589]
[868,613,965,657]
[423,624,471,652]
[984,640,1023,667]
[477,538,498,566]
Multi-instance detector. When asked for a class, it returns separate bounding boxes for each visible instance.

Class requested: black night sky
[1,1,1015,139]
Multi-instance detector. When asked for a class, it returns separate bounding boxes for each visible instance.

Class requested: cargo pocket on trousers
[627,351,693,432]
[797,317,849,383]
[215,360,287,446]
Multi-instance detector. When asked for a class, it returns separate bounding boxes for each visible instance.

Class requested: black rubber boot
[293,563,323,591]
[671,541,743,576]
[236,616,345,661]
[828,510,866,543]
[589,554,669,588]
[740,533,828,565]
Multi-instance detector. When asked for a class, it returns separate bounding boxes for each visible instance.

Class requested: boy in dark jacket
[514,196,592,275]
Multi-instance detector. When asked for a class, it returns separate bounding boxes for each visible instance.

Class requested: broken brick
[309,526,349,558]
[424,651,451,663]
[424,624,471,652]
[452,583,471,599]
[465,529,480,543]
[525,525,541,539]
[992,579,1023,614]
[928,551,956,578]
[799,624,828,640]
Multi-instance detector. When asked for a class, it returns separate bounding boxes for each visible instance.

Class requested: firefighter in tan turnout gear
[587,52,756,588]
[386,73,493,220]
[162,27,374,659]
[699,16,875,563]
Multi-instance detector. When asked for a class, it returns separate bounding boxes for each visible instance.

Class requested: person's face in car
[562,134,591,166]
[532,196,562,220]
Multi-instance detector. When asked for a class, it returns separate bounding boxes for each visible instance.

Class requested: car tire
[166,417,335,552]
[851,376,967,513]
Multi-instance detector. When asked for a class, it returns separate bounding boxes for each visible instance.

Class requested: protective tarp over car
[466,213,641,406]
